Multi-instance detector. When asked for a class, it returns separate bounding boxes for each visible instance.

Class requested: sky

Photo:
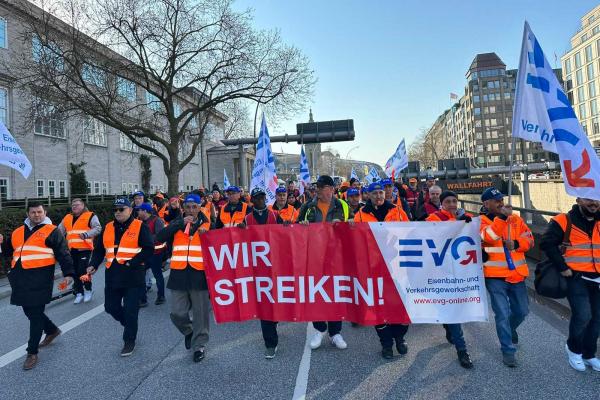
[233,0,600,167]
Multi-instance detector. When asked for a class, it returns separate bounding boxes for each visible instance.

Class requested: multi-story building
[0,1,228,200]
[562,4,600,144]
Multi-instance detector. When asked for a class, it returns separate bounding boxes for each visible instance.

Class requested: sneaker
[264,347,277,359]
[511,329,519,345]
[583,357,600,372]
[457,350,473,369]
[184,332,193,350]
[381,347,394,360]
[330,334,347,350]
[73,293,83,304]
[39,329,61,348]
[155,296,166,305]
[395,339,408,355]
[502,352,517,368]
[83,290,93,303]
[120,341,135,357]
[193,347,205,362]
[309,332,324,350]
[139,300,148,308]
[566,344,586,372]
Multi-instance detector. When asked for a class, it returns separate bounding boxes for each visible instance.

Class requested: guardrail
[0,194,121,210]
[460,199,559,226]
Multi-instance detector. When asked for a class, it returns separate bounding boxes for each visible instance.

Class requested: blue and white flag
[0,121,32,178]
[384,139,408,178]
[513,22,600,199]
[223,169,231,189]
[367,166,381,183]
[299,145,311,196]
[350,167,359,181]
[250,114,278,204]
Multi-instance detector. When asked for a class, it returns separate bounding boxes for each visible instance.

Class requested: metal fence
[459,199,559,227]
[0,194,121,210]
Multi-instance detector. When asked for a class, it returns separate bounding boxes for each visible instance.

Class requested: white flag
[0,121,32,179]
[513,22,600,199]
[223,169,231,189]
[384,139,408,178]
[367,167,381,183]
[250,114,278,204]
[298,146,311,196]
[350,167,359,181]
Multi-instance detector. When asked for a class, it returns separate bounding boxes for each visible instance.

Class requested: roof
[467,53,506,73]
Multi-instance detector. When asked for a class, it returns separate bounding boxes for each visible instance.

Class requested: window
[565,59,572,74]
[475,120,481,128]
[578,86,586,102]
[594,117,600,134]
[575,52,582,68]
[145,90,161,111]
[122,183,127,194]
[82,64,106,88]
[59,180,66,197]
[579,103,587,119]
[0,18,6,49]
[120,133,138,152]
[48,180,56,197]
[86,181,91,194]
[94,181,100,195]
[37,179,45,197]
[34,102,65,138]
[128,183,134,193]
[592,99,599,115]
[586,45,593,63]
[594,26,600,35]
[576,69,584,86]
[117,77,136,102]
[32,36,63,70]
[83,118,107,146]
[473,95,479,103]
[102,182,108,195]
[590,82,597,98]
[474,107,481,116]
[0,177,8,200]
[0,87,7,125]
[582,34,588,44]
[588,63,595,80]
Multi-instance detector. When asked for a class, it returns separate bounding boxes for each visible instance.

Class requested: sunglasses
[113,207,126,212]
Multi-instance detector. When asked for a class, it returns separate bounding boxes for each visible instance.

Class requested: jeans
[446,324,466,352]
[23,305,58,355]
[375,324,408,349]
[313,321,342,336]
[485,278,529,354]
[169,289,210,351]
[141,255,165,302]
[261,320,278,348]
[104,286,142,343]
[71,250,92,294]
[566,274,600,359]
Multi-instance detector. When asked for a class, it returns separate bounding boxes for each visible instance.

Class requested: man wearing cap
[271,187,299,223]
[156,194,212,362]
[298,175,353,350]
[419,175,436,206]
[88,198,154,357]
[216,186,251,228]
[426,191,474,369]
[346,187,365,214]
[405,178,421,218]
[354,182,410,359]
[480,187,533,367]
[416,185,442,221]
[136,203,167,306]
[153,193,168,221]
[349,177,361,189]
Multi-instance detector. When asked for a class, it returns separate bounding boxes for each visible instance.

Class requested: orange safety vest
[219,202,248,227]
[354,204,409,222]
[102,219,143,268]
[170,225,209,271]
[553,213,600,273]
[480,214,533,279]
[425,209,459,222]
[11,224,57,269]
[270,204,299,223]
[201,202,214,220]
[61,211,94,250]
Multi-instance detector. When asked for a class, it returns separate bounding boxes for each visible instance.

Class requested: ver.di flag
[350,167,359,181]
[384,139,408,178]
[298,145,310,196]
[0,120,32,178]
[223,169,231,189]
[512,22,600,199]
[367,166,381,183]
[250,114,278,204]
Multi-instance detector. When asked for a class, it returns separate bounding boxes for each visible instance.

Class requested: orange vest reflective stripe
[171,229,205,270]
[219,202,248,227]
[270,204,298,223]
[11,224,57,269]
[553,213,600,273]
[103,219,143,268]
[480,214,531,278]
[354,205,409,222]
[62,211,94,250]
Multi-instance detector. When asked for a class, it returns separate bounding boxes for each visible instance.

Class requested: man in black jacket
[0,202,74,370]
[88,197,154,357]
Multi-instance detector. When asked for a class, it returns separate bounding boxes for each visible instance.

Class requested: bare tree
[408,124,450,170]
[8,0,315,192]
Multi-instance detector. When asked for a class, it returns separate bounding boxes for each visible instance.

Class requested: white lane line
[0,303,105,369]
[292,323,315,400]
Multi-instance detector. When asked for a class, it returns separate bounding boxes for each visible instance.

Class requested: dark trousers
[23,305,58,355]
[443,324,467,352]
[72,250,92,294]
[566,274,600,359]
[261,320,278,348]
[313,321,342,336]
[104,286,141,343]
[141,255,165,302]
[375,324,408,348]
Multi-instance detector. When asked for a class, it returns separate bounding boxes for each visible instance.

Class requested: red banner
[201,223,410,325]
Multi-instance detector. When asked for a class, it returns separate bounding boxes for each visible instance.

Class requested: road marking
[0,303,105,369]
[292,323,314,400]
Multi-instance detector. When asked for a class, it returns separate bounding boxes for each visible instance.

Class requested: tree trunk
[165,147,180,195]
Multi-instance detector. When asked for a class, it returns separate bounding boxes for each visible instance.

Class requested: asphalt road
[0,269,597,400]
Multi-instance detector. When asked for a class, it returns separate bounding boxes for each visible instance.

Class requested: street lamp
[253,69,299,139]
[345,145,359,160]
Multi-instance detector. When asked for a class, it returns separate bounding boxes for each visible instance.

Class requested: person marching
[479,188,533,367]
[137,203,167,306]
[416,185,442,221]
[298,175,353,350]
[215,186,251,228]
[346,187,365,214]
[270,187,299,223]
[58,198,101,304]
[540,197,600,373]
[88,198,154,357]
[354,181,410,359]
[155,194,212,362]
[405,178,421,218]
[426,191,474,369]
[0,202,74,370]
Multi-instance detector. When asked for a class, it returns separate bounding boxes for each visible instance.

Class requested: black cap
[250,187,266,198]
[440,191,458,203]
[316,175,335,187]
